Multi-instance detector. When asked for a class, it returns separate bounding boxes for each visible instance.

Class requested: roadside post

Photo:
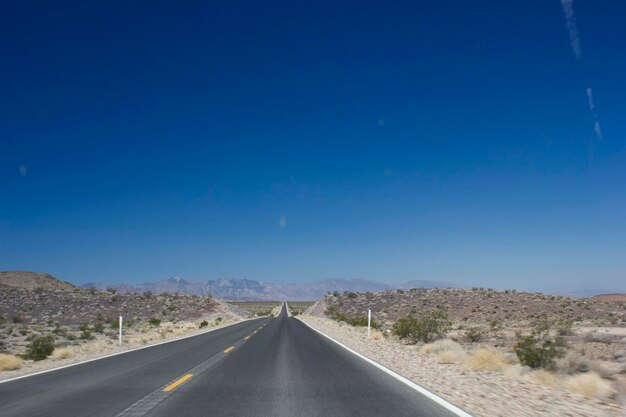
[367,309,371,338]
[119,315,123,346]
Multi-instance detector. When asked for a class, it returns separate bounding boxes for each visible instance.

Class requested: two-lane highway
[0,305,466,417]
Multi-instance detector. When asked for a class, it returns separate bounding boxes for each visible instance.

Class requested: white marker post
[367,309,371,338]
[118,315,123,346]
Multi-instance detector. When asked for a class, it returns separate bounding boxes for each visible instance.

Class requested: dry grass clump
[52,347,73,360]
[555,351,590,374]
[503,364,528,379]
[0,354,23,371]
[422,339,463,355]
[422,339,467,364]
[437,350,465,364]
[563,372,615,400]
[527,370,560,387]
[370,330,384,340]
[465,347,508,372]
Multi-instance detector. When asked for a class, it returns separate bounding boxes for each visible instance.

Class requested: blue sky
[1,1,625,290]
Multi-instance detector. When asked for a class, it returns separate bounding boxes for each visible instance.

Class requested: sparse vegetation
[24,335,56,361]
[148,318,161,327]
[325,306,379,329]
[514,322,566,370]
[466,347,508,372]
[199,320,209,328]
[52,347,73,360]
[563,372,615,400]
[392,308,450,343]
[464,326,485,342]
[0,354,23,370]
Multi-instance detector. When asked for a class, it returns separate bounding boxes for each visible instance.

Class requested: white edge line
[296,318,474,417]
[0,317,259,385]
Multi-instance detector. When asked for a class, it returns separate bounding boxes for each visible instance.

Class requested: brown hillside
[314,287,626,326]
[591,293,626,303]
[0,271,76,291]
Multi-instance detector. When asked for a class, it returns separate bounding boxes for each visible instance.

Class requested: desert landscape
[301,288,626,416]
[3,270,626,416]
[0,271,278,380]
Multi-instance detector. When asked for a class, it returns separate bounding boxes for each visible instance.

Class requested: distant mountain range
[81,277,459,301]
[4,270,621,300]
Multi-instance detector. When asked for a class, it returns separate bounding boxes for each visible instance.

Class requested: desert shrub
[143,291,153,298]
[25,335,56,361]
[392,309,451,343]
[344,291,357,299]
[423,339,463,355]
[0,354,23,370]
[79,323,89,332]
[199,320,209,328]
[93,322,104,333]
[52,347,73,360]
[80,329,92,340]
[556,320,573,336]
[437,350,463,364]
[563,372,615,400]
[464,326,485,342]
[528,369,559,387]
[556,351,591,374]
[106,287,117,294]
[423,340,466,364]
[370,330,384,340]
[148,318,161,327]
[327,308,379,329]
[107,317,121,330]
[332,291,340,297]
[466,347,508,372]
[257,310,273,317]
[489,319,503,335]
[514,323,565,370]
[12,314,23,324]
[0,315,6,325]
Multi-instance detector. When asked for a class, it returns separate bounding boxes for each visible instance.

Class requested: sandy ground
[299,315,626,417]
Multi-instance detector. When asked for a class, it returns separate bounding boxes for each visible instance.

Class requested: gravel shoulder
[299,315,626,417]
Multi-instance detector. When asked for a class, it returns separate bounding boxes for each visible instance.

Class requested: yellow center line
[224,346,235,353]
[163,374,193,392]
[244,336,250,340]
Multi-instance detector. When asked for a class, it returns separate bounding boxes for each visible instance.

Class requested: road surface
[0,305,463,417]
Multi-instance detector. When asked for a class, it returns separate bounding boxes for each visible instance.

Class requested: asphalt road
[0,305,463,417]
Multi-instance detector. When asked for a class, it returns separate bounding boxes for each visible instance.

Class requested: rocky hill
[0,282,251,356]
[0,271,75,291]
[591,294,626,303]
[309,287,626,326]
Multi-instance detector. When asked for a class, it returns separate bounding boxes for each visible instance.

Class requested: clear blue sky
[1,1,625,290]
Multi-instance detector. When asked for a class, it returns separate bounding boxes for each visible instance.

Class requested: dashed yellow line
[224,346,235,353]
[163,374,193,392]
